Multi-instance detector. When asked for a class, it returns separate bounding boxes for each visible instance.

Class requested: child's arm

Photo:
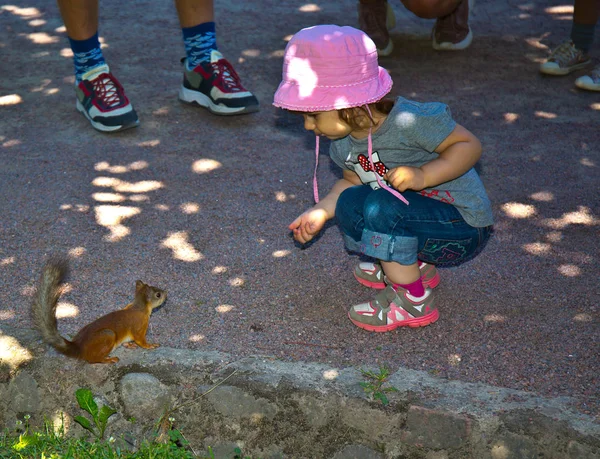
[385,124,482,191]
[289,170,361,244]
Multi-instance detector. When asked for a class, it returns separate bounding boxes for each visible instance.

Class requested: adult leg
[58,0,103,81]
[57,0,138,132]
[57,0,98,40]
[401,0,473,50]
[174,0,214,27]
[175,0,259,115]
[400,0,459,19]
[574,0,600,90]
[357,0,396,56]
[540,0,598,77]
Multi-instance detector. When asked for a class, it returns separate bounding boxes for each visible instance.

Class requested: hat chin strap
[312,105,409,206]
[313,134,321,203]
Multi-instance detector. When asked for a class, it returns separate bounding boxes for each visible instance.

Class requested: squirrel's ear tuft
[135,280,144,290]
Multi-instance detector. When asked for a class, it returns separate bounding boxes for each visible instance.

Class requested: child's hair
[338,98,395,130]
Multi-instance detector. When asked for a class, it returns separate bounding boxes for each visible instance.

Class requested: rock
[331,444,384,459]
[7,371,40,415]
[119,373,172,420]
[203,385,277,422]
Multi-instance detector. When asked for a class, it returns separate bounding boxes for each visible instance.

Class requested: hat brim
[273,66,393,112]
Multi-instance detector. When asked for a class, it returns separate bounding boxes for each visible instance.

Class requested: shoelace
[312,105,408,206]
[549,41,580,64]
[212,59,244,92]
[90,73,123,108]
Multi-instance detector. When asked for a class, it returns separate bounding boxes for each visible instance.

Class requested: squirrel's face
[135,280,167,309]
[148,286,167,309]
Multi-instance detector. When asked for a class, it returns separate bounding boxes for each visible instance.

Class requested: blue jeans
[335,186,493,267]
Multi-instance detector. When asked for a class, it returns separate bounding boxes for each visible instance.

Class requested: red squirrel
[31,258,166,364]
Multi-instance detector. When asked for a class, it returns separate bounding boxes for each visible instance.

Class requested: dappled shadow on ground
[1,0,598,418]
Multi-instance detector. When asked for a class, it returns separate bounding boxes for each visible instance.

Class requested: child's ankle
[391,278,425,297]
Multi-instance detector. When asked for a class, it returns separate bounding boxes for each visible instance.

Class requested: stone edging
[1,325,599,458]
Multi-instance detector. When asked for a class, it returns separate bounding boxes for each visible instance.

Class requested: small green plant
[73,387,117,440]
[360,365,398,406]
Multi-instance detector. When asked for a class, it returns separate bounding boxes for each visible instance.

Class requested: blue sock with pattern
[68,32,105,83]
[182,22,217,69]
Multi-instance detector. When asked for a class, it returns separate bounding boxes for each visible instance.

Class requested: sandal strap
[390,290,431,318]
[376,285,433,319]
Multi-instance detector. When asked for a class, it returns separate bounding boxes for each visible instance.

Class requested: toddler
[273,25,493,332]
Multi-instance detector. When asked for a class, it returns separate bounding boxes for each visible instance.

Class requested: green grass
[0,377,259,459]
[0,418,198,459]
[0,417,256,459]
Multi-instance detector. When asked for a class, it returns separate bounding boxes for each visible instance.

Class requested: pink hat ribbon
[313,105,408,206]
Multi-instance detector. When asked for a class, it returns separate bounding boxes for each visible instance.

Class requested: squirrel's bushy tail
[31,257,79,358]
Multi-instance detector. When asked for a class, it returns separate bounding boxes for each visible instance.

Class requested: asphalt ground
[1,0,598,420]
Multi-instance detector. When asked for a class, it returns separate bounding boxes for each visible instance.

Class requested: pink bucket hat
[273,25,393,111]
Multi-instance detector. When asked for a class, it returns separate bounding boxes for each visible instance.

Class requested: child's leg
[381,261,425,297]
[354,259,440,289]
[342,189,491,332]
[335,184,374,251]
[338,186,438,292]
[381,261,420,285]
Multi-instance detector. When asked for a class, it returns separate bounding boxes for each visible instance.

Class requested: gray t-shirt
[329,97,494,227]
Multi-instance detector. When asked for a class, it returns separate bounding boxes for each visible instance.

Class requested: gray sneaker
[75,64,139,133]
[358,1,396,56]
[575,64,600,91]
[348,285,439,332]
[179,51,259,115]
[432,0,474,51]
[540,41,591,76]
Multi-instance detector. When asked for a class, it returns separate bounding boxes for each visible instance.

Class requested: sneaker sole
[179,86,259,116]
[354,271,441,290]
[540,60,592,76]
[348,308,439,332]
[377,40,394,57]
[76,100,139,133]
[432,29,473,51]
[575,76,600,91]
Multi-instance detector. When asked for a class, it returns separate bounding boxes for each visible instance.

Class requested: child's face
[302,111,352,140]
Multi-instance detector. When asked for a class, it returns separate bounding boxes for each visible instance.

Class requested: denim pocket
[418,238,474,266]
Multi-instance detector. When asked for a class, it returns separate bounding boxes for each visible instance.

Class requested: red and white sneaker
[349,285,439,332]
[178,50,259,115]
[354,261,440,290]
[75,64,139,133]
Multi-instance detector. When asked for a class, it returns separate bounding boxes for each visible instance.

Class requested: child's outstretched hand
[385,166,426,192]
[289,208,329,244]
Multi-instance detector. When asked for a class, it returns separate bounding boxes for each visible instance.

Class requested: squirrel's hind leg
[79,329,119,364]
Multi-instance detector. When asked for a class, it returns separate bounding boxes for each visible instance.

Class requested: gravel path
[1,0,598,419]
